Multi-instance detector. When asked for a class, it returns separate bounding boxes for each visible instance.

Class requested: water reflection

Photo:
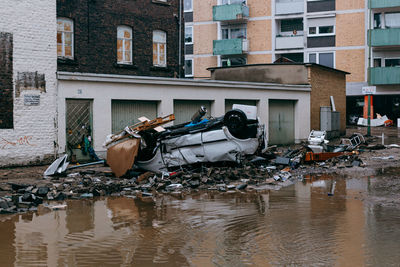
[0,176,399,266]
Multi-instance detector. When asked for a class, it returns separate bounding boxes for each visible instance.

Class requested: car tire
[224,109,248,138]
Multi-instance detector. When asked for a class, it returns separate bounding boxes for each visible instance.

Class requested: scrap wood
[304,152,353,162]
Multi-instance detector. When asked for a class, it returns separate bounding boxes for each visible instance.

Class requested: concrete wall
[57,73,311,157]
[308,65,347,133]
[0,0,57,167]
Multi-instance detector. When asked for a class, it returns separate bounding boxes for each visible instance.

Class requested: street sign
[362,86,376,95]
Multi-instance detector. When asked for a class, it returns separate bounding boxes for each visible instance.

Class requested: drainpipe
[367,0,372,136]
[178,0,183,77]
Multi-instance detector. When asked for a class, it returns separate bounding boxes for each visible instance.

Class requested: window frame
[308,25,335,37]
[153,30,167,67]
[308,51,335,68]
[384,57,400,67]
[57,17,74,59]
[373,57,382,68]
[221,56,247,67]
[184,0,193,12]
[221,25,247,40]
[117,25,133,65]
[219,0,247,5]
[185,58,194,77]
[185,26,193,45]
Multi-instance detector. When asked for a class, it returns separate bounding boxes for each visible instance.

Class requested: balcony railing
[276,0,304,15]
[370,0,400,9]
[213,39,248,55]
[369,28,400,46]
[276,35,304,50]
[213,4,249,22]
[370,67,400,85]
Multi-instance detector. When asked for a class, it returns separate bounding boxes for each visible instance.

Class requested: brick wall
[0,0,57,167]
[57,0,184,77]
[309,65,347,134]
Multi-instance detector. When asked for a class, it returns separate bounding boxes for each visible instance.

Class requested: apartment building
[184,0,400,122]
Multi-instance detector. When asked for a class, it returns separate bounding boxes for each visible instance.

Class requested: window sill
[114,63,138,69]
[152,0,171,6]
[150,66,169,71]
[58,58,78,65]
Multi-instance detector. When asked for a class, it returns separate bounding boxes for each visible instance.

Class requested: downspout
[178,0,183,77]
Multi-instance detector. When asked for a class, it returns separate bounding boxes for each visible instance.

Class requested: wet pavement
[0,174,400,266]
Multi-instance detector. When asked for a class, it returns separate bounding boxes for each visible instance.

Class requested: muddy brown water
[1,175,400,267]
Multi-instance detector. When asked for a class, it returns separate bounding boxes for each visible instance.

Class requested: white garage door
[112,100,158,133]
[173,100,212,125]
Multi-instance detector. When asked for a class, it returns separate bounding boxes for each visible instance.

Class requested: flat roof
[207,63,350,75]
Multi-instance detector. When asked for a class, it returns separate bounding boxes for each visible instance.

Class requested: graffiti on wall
[0,136,36,149]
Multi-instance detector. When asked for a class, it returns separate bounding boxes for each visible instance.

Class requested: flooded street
[1,175,399,266]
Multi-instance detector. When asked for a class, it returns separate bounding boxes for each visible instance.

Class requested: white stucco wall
[57,73,311,158]
[0,1,57,166]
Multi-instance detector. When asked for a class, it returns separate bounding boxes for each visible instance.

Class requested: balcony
[276,0,304,15]
[213,39,248,55]
[276,35,304,50]
[370,67,400,85]
[369,28,400,47]
[213,4,249,22]
[370,0,400,9]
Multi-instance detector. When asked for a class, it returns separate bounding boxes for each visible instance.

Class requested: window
[308,25,334,36]
[374,13,382,29]
[385,58,400,67]
[385,13,400,28]
[222,56,246,66]
[221,0,246,4]
[280,19,303,34]
[184,0,192,11]
[57,18,74,59]
[221,26,246,39]
[117,26,132,64]
[153,30,167,67]
[373,58,382,67]
[308,52,334,68]
[185,59,193,77]
[185,26,193,44]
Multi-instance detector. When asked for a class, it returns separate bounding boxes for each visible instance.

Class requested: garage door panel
[269,100,295,145]
[173,100,212,125]
[112,100,158,133]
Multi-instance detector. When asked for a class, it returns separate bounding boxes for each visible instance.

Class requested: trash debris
[371,156,395,160]
[357,114,393,127]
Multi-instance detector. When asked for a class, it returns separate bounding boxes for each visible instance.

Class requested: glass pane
[185,60,192,75]
[117,51,123,62]
[281,19,303,32]
[230,28,246,39]
[309,27,316,35]
[374,13,382,29]
[229,57,246,66]
[385,58,400,67]
[153,31,166,42]
[385,13,400,28]
[57,45,62,56]
[319,53,334,68]
[65,46,72,57]
[373,58,381,67]
[159,43,165,54]
[124,30,131,39]
[221,0,229,4]
[309,53,316,63]
[222,29,229,39]
[125,51,131,62]
[65,33,72,45]
[153,43,158,64]
[117,39,123,51]
[231,0,245,4]
[185,27,192,43]
[124,40,131,51]
[184,0,192,10]
[57,32,62,44]
[319,26,334,34]
[57,21,63,31]
[64,21,72,32]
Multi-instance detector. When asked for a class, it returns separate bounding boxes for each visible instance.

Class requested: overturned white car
[106,106,266,176]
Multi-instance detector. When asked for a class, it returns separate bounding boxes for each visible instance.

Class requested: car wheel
[224,109,247,138]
